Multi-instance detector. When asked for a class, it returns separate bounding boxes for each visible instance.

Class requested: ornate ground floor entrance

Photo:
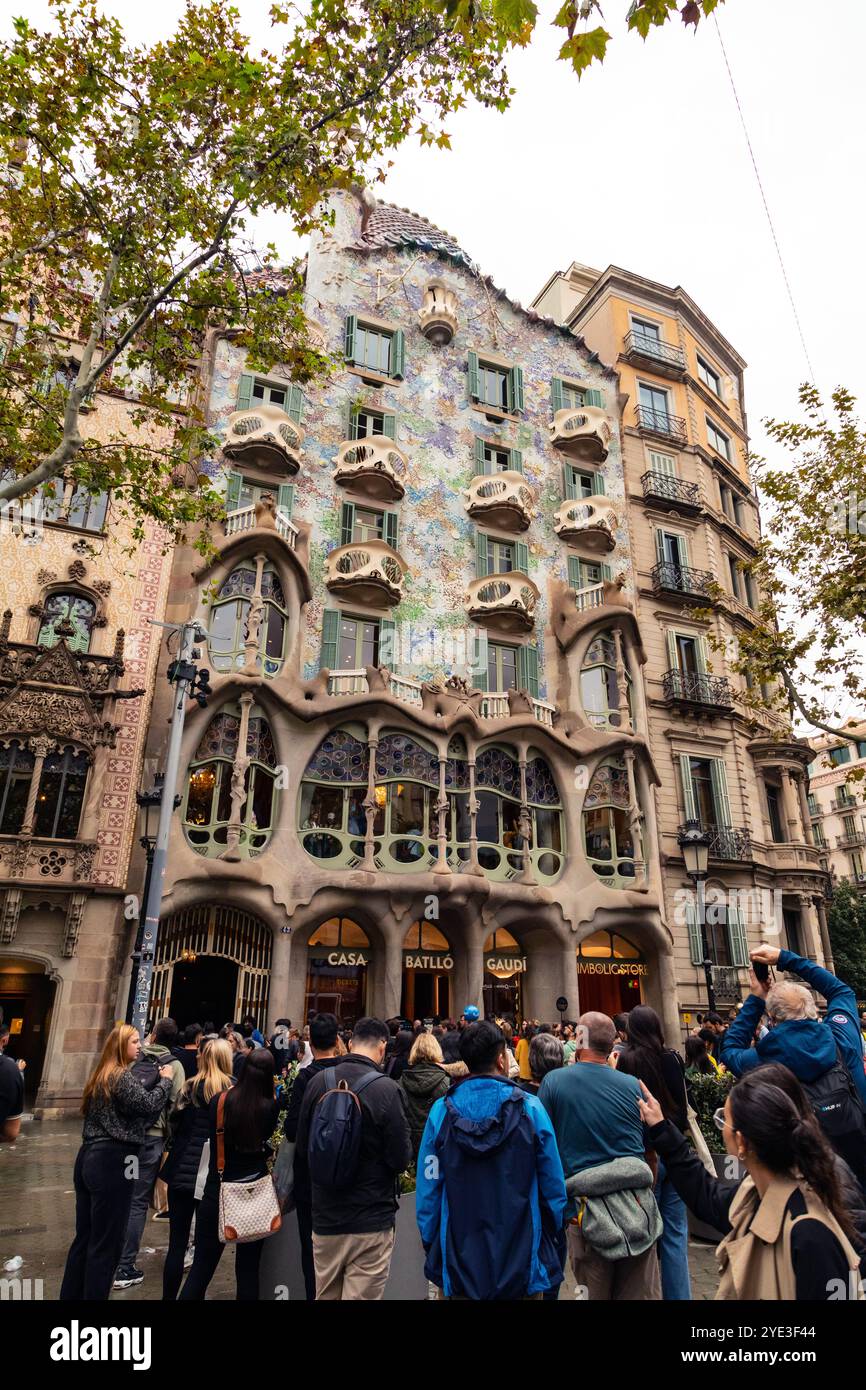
[153,905,272,1030]
[0,956,56,1101]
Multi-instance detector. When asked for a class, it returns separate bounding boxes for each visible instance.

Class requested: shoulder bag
[215,1090,282,1244]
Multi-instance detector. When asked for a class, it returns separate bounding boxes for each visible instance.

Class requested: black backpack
[307,1067,385,1190]
[130,1054,163,1091]
[802,1050,866,1184]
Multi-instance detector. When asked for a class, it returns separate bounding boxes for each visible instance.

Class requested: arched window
[309,918,371,949]
[183,704,277,857]
[578,930,642,959]
[306,917,369,1025]
[483,927,520,952]
[37,593,96,653]
[208,563,288,678]
[297,729,564,881]
[580,630,631,730]
[34,748,89,837]
[583,757,637,887]
[403,920,450,950]
[0,740,35,835]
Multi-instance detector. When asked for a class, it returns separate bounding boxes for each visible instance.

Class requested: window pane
[186,763,217,824]
[0,742,34,835]
[476,790,499,843]
[339,618,358,668]
[584,808,613,860]
[535,807,562,852]
[390,782,425,835]
[249,768,274,831]
[347,788,367,837]
[300,783,344,830]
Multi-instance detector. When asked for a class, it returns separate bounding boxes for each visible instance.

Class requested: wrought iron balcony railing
[662,669,733,708]
[837,832,866,850]
[624,330,686,372]
[641,470,701,509]
[711,965,743,1002]
[635,404,688,443]
[651,561,715,599]
[679,823,752,862]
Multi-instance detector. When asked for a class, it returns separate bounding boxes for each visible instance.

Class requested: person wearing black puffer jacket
[161,1038,234,1301]
[639,1061,866,1277]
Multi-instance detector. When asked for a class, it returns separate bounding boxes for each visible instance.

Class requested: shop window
[183,704,277,857]
[37,592,96,653]
[208,563,288,678]
[306,917,370,1026]
[582,757,639,887]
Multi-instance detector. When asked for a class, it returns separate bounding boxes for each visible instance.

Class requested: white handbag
[215,1091,282,1245]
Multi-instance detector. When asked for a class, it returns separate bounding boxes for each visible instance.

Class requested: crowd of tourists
[18,940,866,1301]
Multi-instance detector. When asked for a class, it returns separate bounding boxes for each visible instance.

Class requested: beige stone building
[532,264,831,1019]
[807,721,866,896]
[0,376,175,1113]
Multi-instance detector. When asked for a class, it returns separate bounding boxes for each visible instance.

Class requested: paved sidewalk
[0,1116,720,1301]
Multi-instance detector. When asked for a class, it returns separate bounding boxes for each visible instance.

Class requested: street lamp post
[125,777,163,1025]
[677,818,716,1014]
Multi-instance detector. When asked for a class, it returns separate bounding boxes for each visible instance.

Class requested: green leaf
[558,26,611,75]
[493,0,539,33]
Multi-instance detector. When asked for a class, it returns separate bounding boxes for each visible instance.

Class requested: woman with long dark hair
[639,1065,864,1299]
[60,1023,174,1301]
[615,1005,690,1300]
[178,1046,279,1301]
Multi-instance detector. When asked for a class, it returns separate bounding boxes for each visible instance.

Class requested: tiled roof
[353,201,474,266]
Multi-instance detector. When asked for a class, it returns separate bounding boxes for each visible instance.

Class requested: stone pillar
[382,929,403,1020]
[778,768,800,842]
[222,692,253,860]
[798,893,820,961]
[21,736,53,835]
[815,894,834,972]
[656,946,681,1047]
[269,925,293,1028]
[794,770,814,846]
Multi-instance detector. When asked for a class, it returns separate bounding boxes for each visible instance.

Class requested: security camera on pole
[129,619,212,1041]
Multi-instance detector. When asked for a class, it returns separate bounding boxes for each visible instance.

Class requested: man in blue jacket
[721,944,866,1106]
[415,1019,567,1300]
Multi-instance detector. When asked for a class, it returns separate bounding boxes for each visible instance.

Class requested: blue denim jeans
[654,1158,692,1301]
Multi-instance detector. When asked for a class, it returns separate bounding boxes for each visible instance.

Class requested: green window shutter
[225,470,243,511]
[344,398,357,440]
[567,556,582,591]
[383,510,399,550]
[601,563,613,582]
[591,472,605,495]
[320,609,341,671]
[585,388,604,408]
[696,636,709,675]
[551,377,564,415]
[685,901,704,967]
[509,448,523,474]
[474,437,488,476]
[666,630,679,671]
[379,617,397,668]
[340,502,355,547]
[563,464,578,501]
[468,350,480,403]
[511,366,525,414]
[288,386,304,423]
[727,905,749,968]
[344,315,357,365]
[517,644,539,699]
[391,330,405,380]
[475,530,489,579]
[472,628,489,691]
[679,754,698,821]
[277,483,294,517]
[515,540,529,574]
[710,759,732,827]
[654,529,667,562]
[236,373,254,410]
[382,413,397,441]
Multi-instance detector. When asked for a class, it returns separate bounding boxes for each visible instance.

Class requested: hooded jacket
[415,1075,567,1300]
[398,1062,450,1157]
[720,951,866,1107]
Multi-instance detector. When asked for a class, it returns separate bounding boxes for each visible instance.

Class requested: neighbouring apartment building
[807,721,866,897]
[532,263,831,1017]
[134,188,688,1045]
[0,375,175,1113]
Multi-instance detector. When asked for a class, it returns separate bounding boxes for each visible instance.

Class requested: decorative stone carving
[324,540,405,607]
[62,892,88,957]
[0,888,22,944]
[421,675,485,720]
[549,406,612,462]
[37,569,57,586]
[92,578,112,596]
[68,559,87,581]
[334,437,407,502]
[418,280,458,346]
[0,686,99,748]
[73,842,98,882]
[464,573,539,634]
[223,403,304,472]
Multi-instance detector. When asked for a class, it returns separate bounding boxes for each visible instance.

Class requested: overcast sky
[8,0,864,718]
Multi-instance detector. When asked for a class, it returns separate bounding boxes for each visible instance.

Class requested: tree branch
[780,666,862,743]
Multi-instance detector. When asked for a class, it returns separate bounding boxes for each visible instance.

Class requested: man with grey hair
[721,942,866,1190]
[539,1011,661,1300]
[520,1031,564,1096]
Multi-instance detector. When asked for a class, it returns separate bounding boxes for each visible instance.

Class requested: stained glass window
[37,593,96,654]
[375,733,439,787]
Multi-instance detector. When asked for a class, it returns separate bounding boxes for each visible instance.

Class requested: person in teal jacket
[721,944,866,1109]
[415,1020,567,1301]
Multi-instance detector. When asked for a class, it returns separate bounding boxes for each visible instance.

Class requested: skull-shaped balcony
[334,436,407,503]
[549,406,611,462]
[464,572,539,634]
[418,280,458,346]
[553,498,617,555]
[324,539,406,607]
[464,472,534,533]
[222,403,304,473]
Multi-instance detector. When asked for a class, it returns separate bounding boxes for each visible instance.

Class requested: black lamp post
[677,817,716,1014]
[125,776,163,1026]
